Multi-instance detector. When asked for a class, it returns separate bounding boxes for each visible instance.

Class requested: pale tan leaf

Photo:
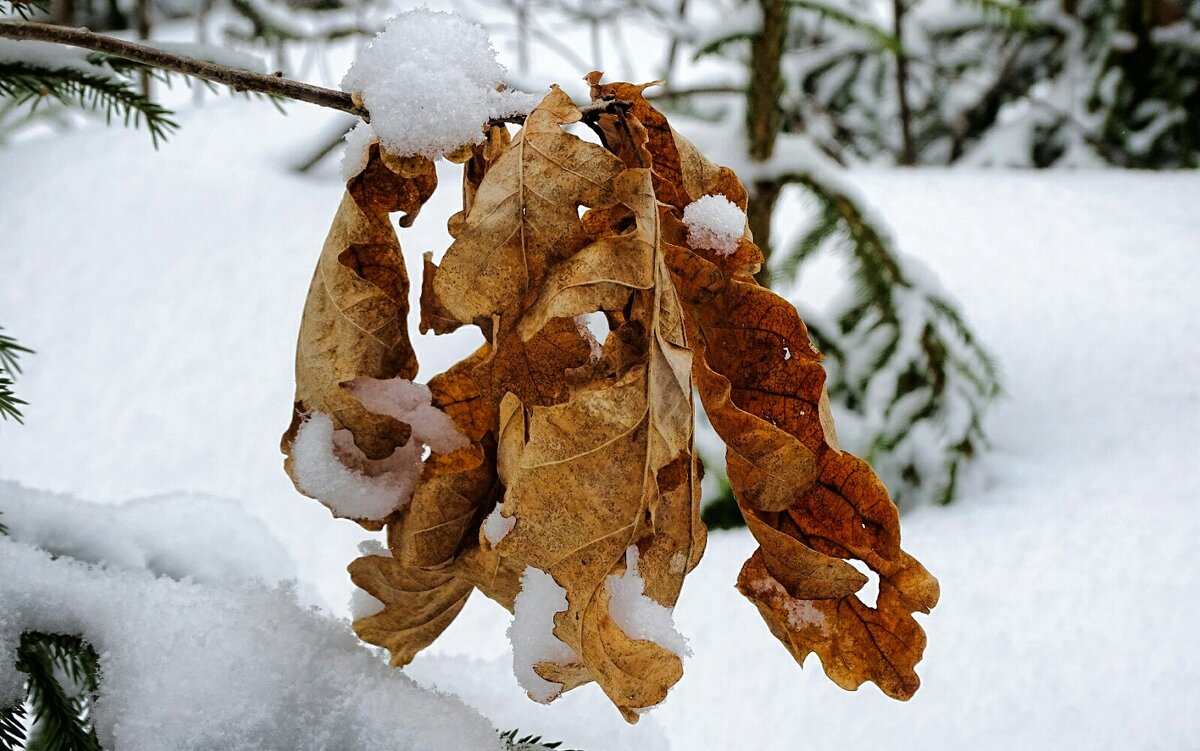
[281,146,436,527]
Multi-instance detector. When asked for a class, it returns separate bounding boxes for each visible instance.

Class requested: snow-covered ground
[1,83,1198,748]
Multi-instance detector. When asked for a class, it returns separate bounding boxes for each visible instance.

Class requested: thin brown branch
[0,20,369,118]
[646,85,744,101]
[0,20,632,129]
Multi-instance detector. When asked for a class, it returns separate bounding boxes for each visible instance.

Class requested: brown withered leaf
[491,161,701,720]
[432,85,626,327]
[421,125,513,336]
[431,86,627,412]
[350,346,498,664]
[616,87,941,700]
[281,145,436,527]
[348,530,473,668]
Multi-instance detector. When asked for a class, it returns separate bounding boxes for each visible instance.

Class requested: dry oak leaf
[490,163,701,720]
[431,85,626,328]
[421,125,513,336]
[349,346,499,665]
[281,144,436,528]
[610,87,941,700]
[429,86,627,411]
[348,529,473,668]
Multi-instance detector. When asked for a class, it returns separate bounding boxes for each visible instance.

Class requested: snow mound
[682,194,746,255]
[340,9,539,159]
[507,567,578,703]
[606,546,691,658]
[0,540,502,750]
[0,480,296,588]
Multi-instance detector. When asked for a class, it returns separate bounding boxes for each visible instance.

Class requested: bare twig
[0,21,370,118]
[647,85,744,101]
[0,20,632,129]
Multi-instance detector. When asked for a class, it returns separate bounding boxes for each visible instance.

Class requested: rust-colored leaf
[636,96,941,699]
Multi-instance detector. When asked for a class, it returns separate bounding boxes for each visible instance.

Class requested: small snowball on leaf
[606,546,692,657]
[682,194,746,255]
[508,566,579,703]
[341,9,539,159]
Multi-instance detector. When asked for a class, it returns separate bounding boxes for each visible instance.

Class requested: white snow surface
[0,536,502,751]
[508,567,579,703]
[482,503,516,545]
[0,37,1198,746]
[340,9,539,159]
[681,194,746,255]
[0,480,296,589]
[606,546,691,658]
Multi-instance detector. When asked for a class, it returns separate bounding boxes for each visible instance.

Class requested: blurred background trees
[1,0,1195,512]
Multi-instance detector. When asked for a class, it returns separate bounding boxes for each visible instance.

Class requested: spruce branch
[13,633,101,751]
[0,0,48,21]
[0,327,31,423]
[787,0,901,54]
[499,728,578,751]
[776,172,1001,506]
[0,60,178,145]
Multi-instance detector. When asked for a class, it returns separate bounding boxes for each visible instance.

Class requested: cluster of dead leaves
[281,74,939,721]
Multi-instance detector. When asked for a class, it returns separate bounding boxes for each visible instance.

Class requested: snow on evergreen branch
[782,181,1001,507]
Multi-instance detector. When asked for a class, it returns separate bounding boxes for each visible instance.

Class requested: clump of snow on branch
[507,567,579,703]
[341,120,377,180]
[605,546,691,658]
[682,194,746,255]
[291,378,467,520]
[0,487,502,750]
[341,9,539,160]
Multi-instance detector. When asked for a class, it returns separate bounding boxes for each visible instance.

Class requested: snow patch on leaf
[341,120,377,181]
[606,546,692,657]
[291,411,420,520]
[343,377,469,455]
[508,566,579,703]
